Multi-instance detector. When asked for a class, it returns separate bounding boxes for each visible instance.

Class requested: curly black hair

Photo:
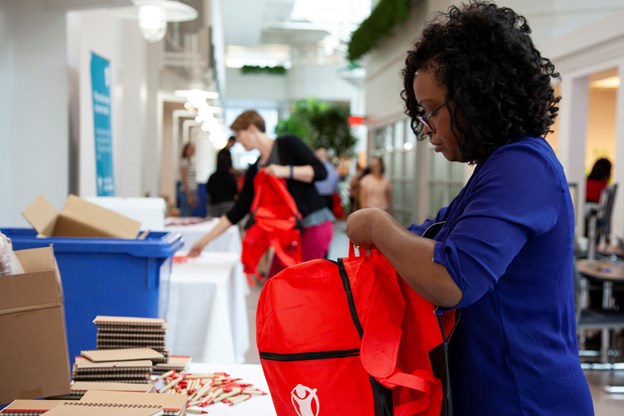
[401,1,561,163]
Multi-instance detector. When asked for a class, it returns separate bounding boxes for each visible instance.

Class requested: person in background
[359,156,393,214]
[179,141,198,217]
[346,2,593,414]
[188,110,334,276]
[348,163,370,214]
[586,157,612,203]
[207,151,239,217]
[218,136,236,170]
[314,147,340,211]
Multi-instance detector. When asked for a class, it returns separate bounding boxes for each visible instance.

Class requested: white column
[557,75,589,232]
[611,63,624,241]
[0,0,69,226]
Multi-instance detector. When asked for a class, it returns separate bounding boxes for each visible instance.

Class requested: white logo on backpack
[291,384,320,416]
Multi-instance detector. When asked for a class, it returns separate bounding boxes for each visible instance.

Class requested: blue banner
[90,52,114,196]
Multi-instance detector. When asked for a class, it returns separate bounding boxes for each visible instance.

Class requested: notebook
[0,400,64,415]
[72,358,153,384]
[153,356,191,375]
[69,381,155,398]
[40,402,163,416]
[80,348,164,363]
[80,390,187,416]
[93,316,167,329]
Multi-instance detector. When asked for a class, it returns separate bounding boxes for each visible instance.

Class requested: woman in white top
[179,142,198,217]
[359,156,392,213]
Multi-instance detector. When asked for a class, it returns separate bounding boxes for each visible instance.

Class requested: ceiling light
[590,76,620,89]
[110,0,198,43]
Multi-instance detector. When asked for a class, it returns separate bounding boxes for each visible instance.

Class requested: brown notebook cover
[0,400,63,415]
[70,382,155,394]
[80,390,187,416]
[80,348,163,363]
[93,316,167,328]
[40,402,163,416]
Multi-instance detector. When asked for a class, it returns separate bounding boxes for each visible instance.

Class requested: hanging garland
[240,65,288,75]
[347,0,414,62]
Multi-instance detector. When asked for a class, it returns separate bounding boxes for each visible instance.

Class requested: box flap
[54,195,142,239]
[0,248,63,314]
[21,195,58,237]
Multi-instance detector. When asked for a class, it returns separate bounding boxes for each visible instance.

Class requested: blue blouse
[409,138,593,415]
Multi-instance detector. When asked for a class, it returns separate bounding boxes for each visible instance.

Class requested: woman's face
[371,158,382,175]
[235,125,257,151]
[413,67,465,163]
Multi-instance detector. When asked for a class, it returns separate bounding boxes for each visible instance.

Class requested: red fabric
[332,192,345,219]
[586,179,608,203]
[267,220,333,277]
[241,169,302,279]
[256,245,454,415]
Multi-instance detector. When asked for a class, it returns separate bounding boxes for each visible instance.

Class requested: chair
[574,262,624,389]
[586,183,618,261]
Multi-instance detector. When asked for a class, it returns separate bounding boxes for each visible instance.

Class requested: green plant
[240,65,287,75]
[275,98,358,159]
[347,0,413,62]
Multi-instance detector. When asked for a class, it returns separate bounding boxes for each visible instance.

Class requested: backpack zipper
[337,257,364,337]
[259,348,360,361]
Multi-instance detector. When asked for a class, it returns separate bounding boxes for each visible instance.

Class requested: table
[165,218,241,253]
[185,362,276,416]
[165,252,249,363]
[576,259,624,369]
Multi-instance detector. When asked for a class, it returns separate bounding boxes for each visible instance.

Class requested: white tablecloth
[166,252,249,363]
[165,219,241,253]
[186,363,276,416]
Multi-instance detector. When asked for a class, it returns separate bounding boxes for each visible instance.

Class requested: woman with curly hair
[346,1,593,414]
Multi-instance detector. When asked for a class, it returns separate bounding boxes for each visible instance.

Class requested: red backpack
[256,244,455,416]
[241,169,303,281]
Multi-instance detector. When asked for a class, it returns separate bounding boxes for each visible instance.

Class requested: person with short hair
[189,110,334,275]
[346,2,593,414]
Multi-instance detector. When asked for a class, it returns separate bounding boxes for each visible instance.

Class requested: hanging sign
[90,52,115,196]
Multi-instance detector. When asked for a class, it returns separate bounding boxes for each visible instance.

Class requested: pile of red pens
[156,370,266,412]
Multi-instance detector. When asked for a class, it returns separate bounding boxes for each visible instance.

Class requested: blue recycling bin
[0,228,184,366]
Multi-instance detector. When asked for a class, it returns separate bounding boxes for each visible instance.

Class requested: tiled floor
[243,221,624,414]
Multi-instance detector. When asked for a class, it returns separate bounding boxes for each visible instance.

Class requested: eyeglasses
[416,99,449,131]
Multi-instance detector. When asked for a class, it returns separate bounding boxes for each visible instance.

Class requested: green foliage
[240,65,287,75]
[275,98,358,159]
[347,0,413,62]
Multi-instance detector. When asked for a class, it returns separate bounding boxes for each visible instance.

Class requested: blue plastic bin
[0,228,183,366]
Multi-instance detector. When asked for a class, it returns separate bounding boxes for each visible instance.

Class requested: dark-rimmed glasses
[416,99,449,131]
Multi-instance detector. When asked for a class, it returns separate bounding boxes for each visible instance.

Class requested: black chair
[574,263,624,376]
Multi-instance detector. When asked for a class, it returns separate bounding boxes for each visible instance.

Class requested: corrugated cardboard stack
[94,316,169,360]
[71,348,163,384]
[93,315,190,375]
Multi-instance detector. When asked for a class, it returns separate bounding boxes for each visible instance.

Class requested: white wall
[0,0,69,227]
[67,9,161,199]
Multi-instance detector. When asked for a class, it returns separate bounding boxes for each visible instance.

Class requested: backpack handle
[359,248,442,415]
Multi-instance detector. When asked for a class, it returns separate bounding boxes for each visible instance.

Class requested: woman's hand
[345,207,389,249]
[188,240,206,257]
[264,164,289,178]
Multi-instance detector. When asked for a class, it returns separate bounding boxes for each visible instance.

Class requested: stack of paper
[94,316,169,360]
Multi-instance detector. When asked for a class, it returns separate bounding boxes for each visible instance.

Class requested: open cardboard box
[0,246,70,403]
[22,194,143,239]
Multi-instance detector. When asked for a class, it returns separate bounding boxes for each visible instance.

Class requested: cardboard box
[21,195,142,239]
[0,247,70,403]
